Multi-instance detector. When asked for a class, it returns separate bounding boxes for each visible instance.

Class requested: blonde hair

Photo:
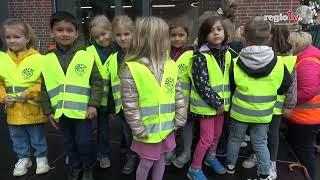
[89,15,111,39]
[112,15,134,34]
[125,16,170,75]
[288,31,312,55]
[222,0,239,14]
[2,19,36,49]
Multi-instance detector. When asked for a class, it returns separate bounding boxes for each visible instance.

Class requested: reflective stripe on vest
[86,45,113,106]
[273,55,297,115]
[108,54,122,113]
[231,58,284,123]
[189,50,232,115]
[126,59,178,143]
[42,51,94,120]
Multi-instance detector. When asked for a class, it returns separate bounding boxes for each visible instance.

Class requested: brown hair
[244,16,271,46]
[2,18,36,49]
[168,17,189,36]
[198,16,228,47]
[270,24,292,54]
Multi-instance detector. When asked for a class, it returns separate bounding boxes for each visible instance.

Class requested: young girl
[165,17,195,168]
[187,16,231,179]
[86,15,116,169]
[0,19,49,176]
[111,15,137,174]
[120,16,187,180]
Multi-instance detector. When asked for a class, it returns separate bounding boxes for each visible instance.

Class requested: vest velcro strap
[115,98,122,107]
[181,83,190,90]
[234,90,277,103]
[224,98,230,105]
[140,104,175,117]
[53,100,88,111]
[145,120,175,133]
[112,84,121,93]
[5,86,27,93]
[275,101,284,109]
[103,79,110,86]
[232,103,273,117]
[296,102,320,109]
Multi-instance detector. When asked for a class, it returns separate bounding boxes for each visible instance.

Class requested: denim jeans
[9,123,48,159]
[227,118,270,176]
[97,106,110,159]
[268,115,282,161]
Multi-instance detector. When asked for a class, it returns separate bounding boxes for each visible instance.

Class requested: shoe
[244,135,251,142]
[65,155,69,165]
[259,174,273,180]
[187,167,207,180]
[269,161,277,180]
[165,151,176,165]
[82,168,94,180]
[242,154,257,168]
[226,164,235,174]
[13,158,32,176]
[68,169,81,180]
[36,157,50,174]
[204,157,226,174]
[98,157,110,168]
[240,141,248,148]
[172,153,191,168]
[122,156,138,174]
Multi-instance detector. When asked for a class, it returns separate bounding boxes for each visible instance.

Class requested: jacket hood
[297,45,320,62]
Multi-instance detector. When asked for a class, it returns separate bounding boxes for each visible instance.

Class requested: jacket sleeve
[174,80,187,128]
[25,78,42,101]
[192,52,223,109]
[88,62,103,107]
[284,69,297,109]
[120,65,146,136]
[277,66,292,95]
[40,75,53,115]
[0,79,7,103]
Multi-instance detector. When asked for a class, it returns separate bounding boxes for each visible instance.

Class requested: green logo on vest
[22,68,34,79]
[178,64,188,74]
[75,64,87,76]
[165,77,175,93]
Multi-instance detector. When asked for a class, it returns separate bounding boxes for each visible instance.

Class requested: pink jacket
[296,45,320,104]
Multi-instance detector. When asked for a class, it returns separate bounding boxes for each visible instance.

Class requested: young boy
[225,16,292,180]
[41,11,103,180]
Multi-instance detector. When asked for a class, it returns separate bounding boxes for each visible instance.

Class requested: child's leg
[97,106,110,159]
[267,115,281,161]
[207,115,224,158]
[152,154,166,180]
[8,125,31,158]
[216,112,230,155]
[250,123,270,176]
[182,120,194,157]
[25,124,48,158]
[136,158,154,180]
[226,118,247,166]
[191,117,215,169]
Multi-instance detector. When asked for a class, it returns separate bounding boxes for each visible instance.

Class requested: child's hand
[138,131,148,139]
[282,108,293,118]
[86,106,97,119]
[4,95,15,107]
[18,91,28,103]
[48,114,59,130]
[217,105,224,115]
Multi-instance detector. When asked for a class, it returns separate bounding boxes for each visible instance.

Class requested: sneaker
[244,135,251,142]
[242,154,257,168]
[98,157,110,168]
[65,155,69,165]
[172,153,191,168]
[240,141,248,148]
[165,151,176,165]
[187,167,207,180]
[226,164,235,174]
[36,157,50,175]
[13,158,32,176]
[269,161,277,180]
[122,156,138,174]
[204,157,226,174]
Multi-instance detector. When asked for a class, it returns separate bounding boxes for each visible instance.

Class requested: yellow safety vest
[126,59,178,143]
[273,55,296,115]
[231,58,284,123]
[108,53,122,113]
[42,51,94,120]
[189,50,232,115]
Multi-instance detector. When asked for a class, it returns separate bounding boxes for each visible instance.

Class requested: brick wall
[236,0,301,26]
[8,0,53,53]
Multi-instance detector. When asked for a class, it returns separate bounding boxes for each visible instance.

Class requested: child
[0,19,49,177]
[119,16,187,180]
[41,11,103,180]
[165,17,194,168]
[242,24,297,180]
[111,15,138,174]
[187,16,231,179]
[226,17,292,180]
[86,15,116,169]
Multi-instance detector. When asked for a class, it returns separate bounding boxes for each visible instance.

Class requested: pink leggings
[191,115,224,169]
[136,154,165,180]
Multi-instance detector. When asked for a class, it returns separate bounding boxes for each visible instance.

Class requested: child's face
[5,27,29,53]
[170,27,188,48]
[113,25,133,49]
[50,20,78,48]
[91,25,112,48]
[207,21,225,48]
